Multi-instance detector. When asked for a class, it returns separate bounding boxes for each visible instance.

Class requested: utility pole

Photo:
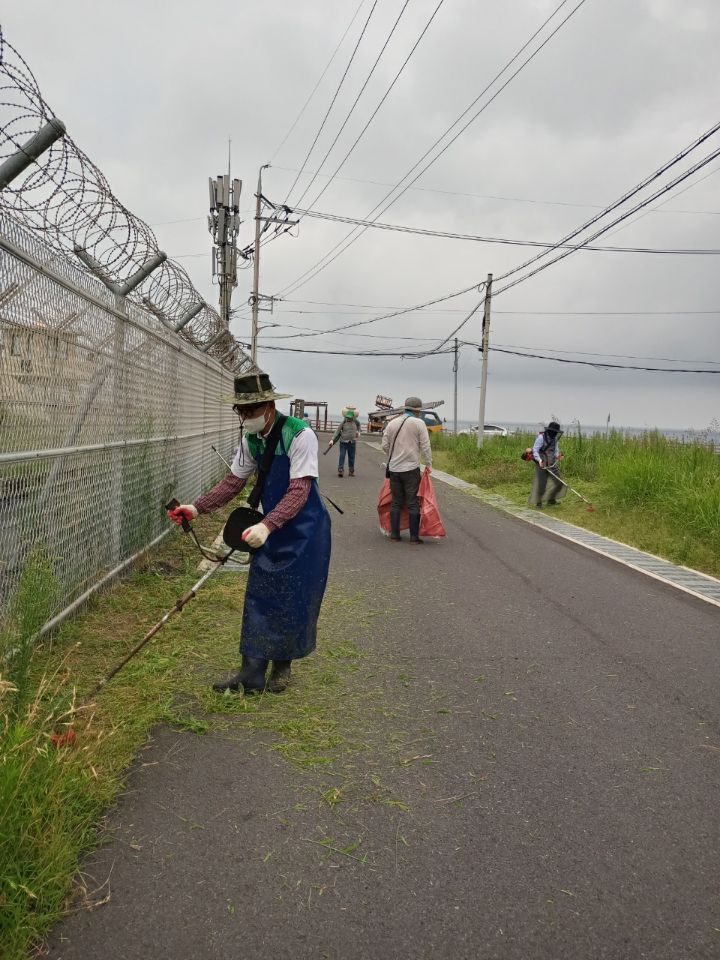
[476,273,493,449]
[208,146,242,328]
[250,163,271,364]
[453,338,459,436]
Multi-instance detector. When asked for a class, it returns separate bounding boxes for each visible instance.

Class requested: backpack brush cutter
[520,448,595,511]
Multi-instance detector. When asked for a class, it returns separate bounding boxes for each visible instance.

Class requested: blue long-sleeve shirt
[532,432,561,464]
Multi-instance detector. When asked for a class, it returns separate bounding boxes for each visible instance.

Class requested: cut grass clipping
[0,508,374,960]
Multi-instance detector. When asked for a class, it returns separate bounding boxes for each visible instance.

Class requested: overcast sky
[3,0,719,429]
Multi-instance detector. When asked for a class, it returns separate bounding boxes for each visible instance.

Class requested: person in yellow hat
[327,405,361,477]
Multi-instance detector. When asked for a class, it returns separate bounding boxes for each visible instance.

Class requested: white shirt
[382,414,432,472]
[230,427,319,481]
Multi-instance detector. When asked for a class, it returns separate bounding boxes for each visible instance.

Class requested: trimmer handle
[165,497,191,533]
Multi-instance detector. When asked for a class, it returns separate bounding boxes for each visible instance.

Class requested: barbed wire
[0,28,254,371]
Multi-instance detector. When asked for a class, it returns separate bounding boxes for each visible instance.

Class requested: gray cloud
[2,0,718,428]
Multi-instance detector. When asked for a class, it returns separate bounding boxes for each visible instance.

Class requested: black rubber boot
[409,512,424,544]
[212,656,268,694]
[390,507,401,541]
[267,660,292,693]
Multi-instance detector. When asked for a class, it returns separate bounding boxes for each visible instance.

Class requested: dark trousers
[389,467,421,516]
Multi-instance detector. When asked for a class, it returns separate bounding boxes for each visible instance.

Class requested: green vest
[246,415,307,460]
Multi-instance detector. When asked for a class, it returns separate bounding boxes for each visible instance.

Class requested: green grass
[432,430,720,577]
[0,508,383,959]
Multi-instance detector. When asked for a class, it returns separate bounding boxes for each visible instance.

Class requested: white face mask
[241,413,266,434]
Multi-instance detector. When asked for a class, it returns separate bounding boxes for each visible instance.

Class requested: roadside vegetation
[432,429,720,578]
[0,508,377,960]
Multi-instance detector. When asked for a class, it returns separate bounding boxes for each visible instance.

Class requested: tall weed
[434,430,720,570]
[0,551,94,958]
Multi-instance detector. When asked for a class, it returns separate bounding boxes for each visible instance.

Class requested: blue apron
[240,431,331,661]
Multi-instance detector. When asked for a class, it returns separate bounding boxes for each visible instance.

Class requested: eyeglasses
[233,403,265,418]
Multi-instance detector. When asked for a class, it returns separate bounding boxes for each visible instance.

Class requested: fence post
[0,119,66,190]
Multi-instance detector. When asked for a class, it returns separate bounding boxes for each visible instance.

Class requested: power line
[282,0,379,206]
[298,0,448,214]
[495,343,720,365]
[495,140,720,295]
[258,326,720,362]
[589,160,720,245]
[274,0,590,298]
[434,295,486,351]
[493,119,720,290]
[475,345,720,374]
[271,164,720,216]
[284,204,720,254]
[256,340,720,372]
[419,143,720,355]
[269,0,367,164]
[291,0,415,210]
[277,298,720,316]
[278,281,486,339]
[233,299,719,333]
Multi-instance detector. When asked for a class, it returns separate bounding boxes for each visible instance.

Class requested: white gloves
[242,522,270,549]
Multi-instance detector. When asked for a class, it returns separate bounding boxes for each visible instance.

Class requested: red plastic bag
[377,471,446,538]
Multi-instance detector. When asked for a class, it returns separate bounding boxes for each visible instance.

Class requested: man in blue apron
[167,373,332,694]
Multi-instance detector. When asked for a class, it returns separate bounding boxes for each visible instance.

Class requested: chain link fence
[0,28,253,635]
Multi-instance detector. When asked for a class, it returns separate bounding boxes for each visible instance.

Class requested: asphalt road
[46,443,720,960]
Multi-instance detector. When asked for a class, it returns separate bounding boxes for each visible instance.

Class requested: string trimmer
[53,499,260,743]
[543,467,595,511]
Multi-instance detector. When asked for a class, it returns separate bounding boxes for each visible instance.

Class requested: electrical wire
[271,164,720,216]
[274,0,589,298]
[291,0,415,210]
[590,160,720,247]
[494,140,720,295]
[269,0,368,164]
[258,327,720,363]
[283,204,720,253]
[433,295,486,351]
[493,119,720,288]
[472,345,720,374]
[256,339,720,372]
[282,0,379,206]
[276,281,486,338]
[298,0,448,213]
[277,298,720,316]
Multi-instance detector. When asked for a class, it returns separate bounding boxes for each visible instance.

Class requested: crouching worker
[167,373,332,694]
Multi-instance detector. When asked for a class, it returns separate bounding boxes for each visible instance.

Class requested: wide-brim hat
[224,372,292,406]
[545,420,562,435]
[404,396,423,410]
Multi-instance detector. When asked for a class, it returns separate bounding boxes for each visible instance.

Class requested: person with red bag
[381,396,433,544]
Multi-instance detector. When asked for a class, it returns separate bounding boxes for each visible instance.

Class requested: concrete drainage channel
[431,467,720,609]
